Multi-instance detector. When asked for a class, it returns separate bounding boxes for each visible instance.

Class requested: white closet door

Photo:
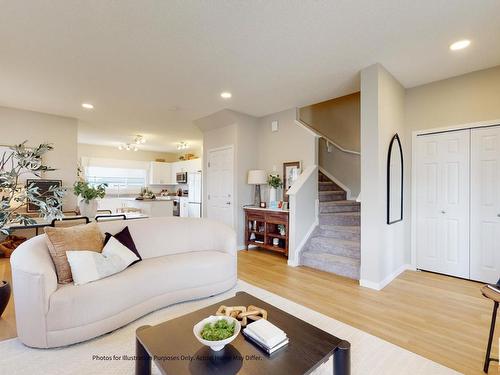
[471,127,500,283]
[415,130,470,278]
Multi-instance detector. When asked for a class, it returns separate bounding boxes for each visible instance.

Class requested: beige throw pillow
[44,222,104,284]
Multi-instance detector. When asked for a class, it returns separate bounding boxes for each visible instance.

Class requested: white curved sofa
[10,217,237,348]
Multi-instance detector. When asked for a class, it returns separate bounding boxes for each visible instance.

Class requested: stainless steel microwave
[176,172,187,183]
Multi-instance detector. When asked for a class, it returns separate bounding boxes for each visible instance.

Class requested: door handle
[440,210,446,214]
[226,202,231,205]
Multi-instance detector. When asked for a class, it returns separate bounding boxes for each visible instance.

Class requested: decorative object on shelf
[247,170,267,206]
[282,202,288,210]
[216,304,268,327]
[0,280,11,317]
[278,224,286,236]
[387,133,403,224]
[0,141,65,235]
[0,234,27,258]
[73,181,107,219]
[267,173,282,204]
[283,161,301,202]
[259,202,266,208]
[272,238,279,247]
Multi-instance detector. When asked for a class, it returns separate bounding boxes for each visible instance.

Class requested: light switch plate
[271,120,279,132]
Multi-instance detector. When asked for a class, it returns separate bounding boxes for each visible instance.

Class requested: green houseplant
[0,141,65,315]
[0,141,65,235]
[73,181,107,218]
[267,174,282,204]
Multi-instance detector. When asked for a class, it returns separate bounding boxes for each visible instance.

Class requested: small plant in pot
[267,174,282,204]
[73,181,107,218]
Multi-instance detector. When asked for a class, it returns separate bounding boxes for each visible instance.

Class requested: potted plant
[267,174,282,204]
[73,181,107,218]
[0,141,65,316]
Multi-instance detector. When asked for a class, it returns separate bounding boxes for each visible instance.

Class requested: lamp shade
[247,169,267,185]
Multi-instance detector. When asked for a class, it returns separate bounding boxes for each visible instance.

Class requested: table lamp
[247,170,267,206]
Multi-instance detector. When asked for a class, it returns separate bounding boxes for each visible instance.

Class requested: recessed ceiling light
[220,92,232,99]
[81,103,94,109]
[449,39,471,51]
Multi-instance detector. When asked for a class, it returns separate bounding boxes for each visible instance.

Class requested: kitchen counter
[121,198,173,217]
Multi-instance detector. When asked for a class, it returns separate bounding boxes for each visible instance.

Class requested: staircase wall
[318,138,360,197]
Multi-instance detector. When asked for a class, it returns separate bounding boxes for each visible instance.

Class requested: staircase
[300,171,360,279]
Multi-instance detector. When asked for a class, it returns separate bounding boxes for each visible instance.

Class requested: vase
[78,199,98,218]
[0,281,11,317]
[269,187,277,204]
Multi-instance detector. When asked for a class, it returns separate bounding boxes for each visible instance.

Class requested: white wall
[0,106,78,210]
[197,108,315,249]
[257,108,317,201]
[360,64,408,289]
[196,110,258,248]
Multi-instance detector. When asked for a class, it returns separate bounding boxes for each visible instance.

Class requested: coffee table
[135,292,350,375]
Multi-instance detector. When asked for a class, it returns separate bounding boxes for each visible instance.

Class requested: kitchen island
[120,197,174,217]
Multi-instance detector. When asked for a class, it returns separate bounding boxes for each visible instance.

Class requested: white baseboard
[318,166,353,200]
[237,245,247,251]
[359,264,414,291]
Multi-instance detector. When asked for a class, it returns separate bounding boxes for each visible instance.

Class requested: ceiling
[1,1,499,152]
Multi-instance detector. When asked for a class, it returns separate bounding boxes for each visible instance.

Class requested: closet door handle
[440,210,446,214]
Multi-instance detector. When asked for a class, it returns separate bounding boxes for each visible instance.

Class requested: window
[85,166,147,196]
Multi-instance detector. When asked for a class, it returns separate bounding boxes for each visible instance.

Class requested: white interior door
[471,126,500,283]
[415,130,470,278]
[206,146,234,228]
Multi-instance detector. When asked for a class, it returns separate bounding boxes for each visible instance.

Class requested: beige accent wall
[299,92,360,152]
[405,65,500,132]
[0,106,78,210]
[77,143,178,162]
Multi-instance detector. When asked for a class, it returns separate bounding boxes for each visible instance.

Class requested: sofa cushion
[66,237,140,286]
[104,226,141,265]
[46,250,236,331]
[44,222,104,284]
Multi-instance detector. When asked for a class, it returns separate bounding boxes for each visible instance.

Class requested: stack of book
[242,319,289,354]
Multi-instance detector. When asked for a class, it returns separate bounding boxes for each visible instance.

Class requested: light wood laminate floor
[238,249,499,375]
[0,251,498,374]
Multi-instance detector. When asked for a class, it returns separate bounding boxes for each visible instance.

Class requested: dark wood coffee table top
[135,291,349,375]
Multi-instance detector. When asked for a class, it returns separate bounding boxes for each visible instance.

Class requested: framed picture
[283,161,301,202]
[26,179,62,213]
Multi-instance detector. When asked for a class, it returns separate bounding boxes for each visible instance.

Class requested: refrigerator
[187,172,202,218]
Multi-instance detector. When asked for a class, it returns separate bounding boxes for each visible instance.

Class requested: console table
[244,207,289,256]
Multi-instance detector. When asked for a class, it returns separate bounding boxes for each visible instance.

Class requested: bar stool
[481,285,500,373]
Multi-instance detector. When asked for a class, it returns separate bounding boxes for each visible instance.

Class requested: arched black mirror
[387,133,403,224]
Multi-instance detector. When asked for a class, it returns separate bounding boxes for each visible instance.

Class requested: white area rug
[0,280,460,375]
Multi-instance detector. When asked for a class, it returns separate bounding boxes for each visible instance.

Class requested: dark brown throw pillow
[104,226,142,266]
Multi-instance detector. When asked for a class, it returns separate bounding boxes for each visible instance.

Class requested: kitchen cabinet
[170,158,203,183]
[149,162,173,185]
[124,198,174,217]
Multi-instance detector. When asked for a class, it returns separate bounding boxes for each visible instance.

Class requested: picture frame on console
[283,161,301,202]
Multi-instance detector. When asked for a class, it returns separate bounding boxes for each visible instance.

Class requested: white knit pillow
[66,236,139,286]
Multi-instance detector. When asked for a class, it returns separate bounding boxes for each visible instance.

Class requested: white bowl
[193,315,241,351]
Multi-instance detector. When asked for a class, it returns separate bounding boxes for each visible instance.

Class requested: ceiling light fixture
[134,135,146,144]
[81,103,94,109]
[220,92,232,99]
[118,143,139,152]
[177,142,189,150]
[449,39,471,51]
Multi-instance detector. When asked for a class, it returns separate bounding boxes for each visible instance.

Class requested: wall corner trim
[359,264,414,291]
